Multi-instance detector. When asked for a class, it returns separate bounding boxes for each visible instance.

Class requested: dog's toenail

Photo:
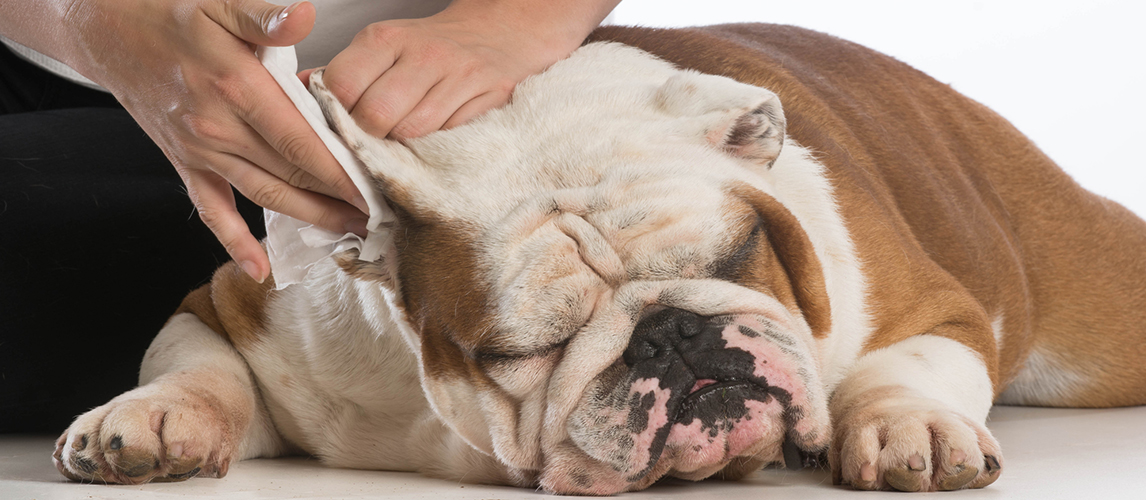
[939,466,978,490]
[109,436,123,450]
[885,468,923,492]
[123,463,152,478]
[984,455,1001,473]
[167,466,201,480]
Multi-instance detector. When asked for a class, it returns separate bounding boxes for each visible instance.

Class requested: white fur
[992,313,1006,350]
[996,346,1086,405]
[140,314,286,461]
[64,40,1025,493]
[834,334,994,423]
[747,144,873,393]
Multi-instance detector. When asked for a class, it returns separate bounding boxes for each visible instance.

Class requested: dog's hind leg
[52,310,285,484]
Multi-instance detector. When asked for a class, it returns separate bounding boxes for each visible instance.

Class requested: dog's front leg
[828,334,1003,492]
[53,312,284,483]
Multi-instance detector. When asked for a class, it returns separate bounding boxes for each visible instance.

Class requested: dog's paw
[829,390,1003,492]
[53,380,239,484]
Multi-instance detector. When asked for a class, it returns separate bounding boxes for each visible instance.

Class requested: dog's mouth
[565,307,815,486]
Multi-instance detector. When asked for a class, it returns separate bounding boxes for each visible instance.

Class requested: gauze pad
[257,45,394,289]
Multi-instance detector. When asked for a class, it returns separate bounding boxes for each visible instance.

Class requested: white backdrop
[609,1,1146,217]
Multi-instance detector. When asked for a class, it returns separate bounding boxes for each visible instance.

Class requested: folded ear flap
[656,72,787,168]
[309,68,445,224]
[728,182,831,338]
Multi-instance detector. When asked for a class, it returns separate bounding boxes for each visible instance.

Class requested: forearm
[0,0,87,70]
[440,0,622,55]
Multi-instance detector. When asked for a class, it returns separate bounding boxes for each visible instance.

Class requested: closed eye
[710,218,763,280]
[472,337,572,366]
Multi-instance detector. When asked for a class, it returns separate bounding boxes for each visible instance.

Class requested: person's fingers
[297,67,317,87]
[180,168,270,282]
[350,57,441,138]
[226,122,340,199]
[441,89,515,131]
[323,25,400,111]
[388,66,510,140]
[226,58,369,214]
[202,0,315,47]
[212,151,369,237]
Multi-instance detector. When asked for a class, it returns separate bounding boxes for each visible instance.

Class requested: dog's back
[590,24,1146,407]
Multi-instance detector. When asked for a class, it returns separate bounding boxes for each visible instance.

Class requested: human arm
[0,0,368,283]
[314,0,622,141]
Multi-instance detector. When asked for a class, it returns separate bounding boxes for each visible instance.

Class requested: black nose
[623,307,704,366]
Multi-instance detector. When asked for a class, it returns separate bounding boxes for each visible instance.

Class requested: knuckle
[355,99,400,136]
[388,120,420,141]
[193,204,228,233]
[325,76,360,110]
[417,42,451,65]
[360,22,403,45]
[457,60,484,79]
[273,132,318,166]
[493,77,518,95]
[180,114,228,145]
[285,168,319,191]
[209,72,250,108]
[247,181,291,212]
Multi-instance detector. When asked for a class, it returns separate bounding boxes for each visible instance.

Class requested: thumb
[205,0,316,47]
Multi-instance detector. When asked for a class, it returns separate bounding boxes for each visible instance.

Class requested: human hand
[63,0,368,282]
[312,0,618,141]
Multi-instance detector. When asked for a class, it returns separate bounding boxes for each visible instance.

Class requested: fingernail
[346,217,368,237]
[351,195,370,215]
[280,1,305,21]
[270,2,305,32]
[241,260,265,283]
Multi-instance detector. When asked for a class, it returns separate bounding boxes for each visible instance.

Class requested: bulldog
[53,24,1146,494]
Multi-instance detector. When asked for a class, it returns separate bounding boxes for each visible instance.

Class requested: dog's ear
[655,72,786,168]
[309,69,448,225]
[727,182,831,338]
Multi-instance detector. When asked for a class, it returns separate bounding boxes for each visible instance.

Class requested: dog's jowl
[54,24,1146,494]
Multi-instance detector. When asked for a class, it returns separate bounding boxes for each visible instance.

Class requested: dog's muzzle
[564,305,823,490]
[623,308,790,437]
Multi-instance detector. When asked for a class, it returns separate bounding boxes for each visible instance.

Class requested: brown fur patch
[172,261,276,351]
[719,183,832,338]
[389,209,496,381]
[208,261,275,350]
[590,24,1146,405]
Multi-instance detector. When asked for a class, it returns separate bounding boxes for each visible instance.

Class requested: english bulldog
[53,24,1146,494]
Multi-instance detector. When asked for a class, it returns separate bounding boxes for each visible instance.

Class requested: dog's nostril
[678,312,703,338]
[623,340,658,365]
[624,307,706,365]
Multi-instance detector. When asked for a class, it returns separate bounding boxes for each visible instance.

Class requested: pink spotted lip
[689,378,718,394]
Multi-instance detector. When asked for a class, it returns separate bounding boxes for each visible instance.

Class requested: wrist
[438,0,618,58]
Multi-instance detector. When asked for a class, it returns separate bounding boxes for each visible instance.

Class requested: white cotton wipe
[257,45,394,290]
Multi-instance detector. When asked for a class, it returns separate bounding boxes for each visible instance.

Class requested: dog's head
[313,42,833,494]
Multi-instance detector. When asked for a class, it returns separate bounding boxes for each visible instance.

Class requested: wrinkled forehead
[390,42,775,357]
[454,170,757,358]
[395,42,756,225]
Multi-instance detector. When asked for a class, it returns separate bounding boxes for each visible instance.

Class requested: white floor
[3,405,1144,499]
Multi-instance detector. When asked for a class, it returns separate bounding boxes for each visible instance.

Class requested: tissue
[257,45,394,289]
